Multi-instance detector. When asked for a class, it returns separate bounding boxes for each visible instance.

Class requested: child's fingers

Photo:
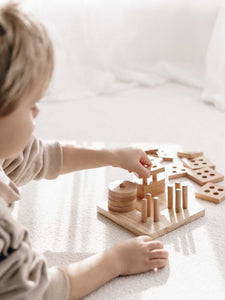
[135,163,151,178]
[140,153,152,168]
[146,241,164,251]
[148,258,168,269]
[149,249,169,260]
[141,235,152,242]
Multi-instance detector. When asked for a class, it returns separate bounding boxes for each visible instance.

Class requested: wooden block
[182,156,215,170]
[137,179,165,198]
[175,182,181,190]
[167,185,173,209]
[182,185,188,209]
[153,197,160,222]
[175,189,181,213]
[108,180,137,198]
[150,163,165,176]
[148,156,163,164]
[141,198,147,223]
[167,164,187,180]
[108,194,136,202]
[108,198,136,208]
[195,182,225,204]
[177,151,203,159]
[97,197,205,239]
[108,201,136,212]
[187,168,224,186]
[146,193,152,217]
[145,148,158,155]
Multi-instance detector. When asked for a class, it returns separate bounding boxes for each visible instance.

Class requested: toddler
[0,3,168,300]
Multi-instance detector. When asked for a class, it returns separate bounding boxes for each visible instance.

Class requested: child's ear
[0,24,6,35]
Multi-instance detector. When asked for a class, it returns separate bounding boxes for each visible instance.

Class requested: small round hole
[202,176,207,178]
[204,170,209,173]
[199,159,204,161]
[191,159,195,162]
[194,163,199,166]
[197,172,202,175]
[210,173,215,176]
[181,169,186,171]
[218,188,224,192]
[172,171,177,173]
[213,192,219,196]
[172,166,177,169]
[204,190,210,193]
[202,162,207,165]
[209,186,215,189]
[152,165,157,168]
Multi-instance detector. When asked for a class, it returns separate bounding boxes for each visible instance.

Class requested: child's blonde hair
[0,2,54,116]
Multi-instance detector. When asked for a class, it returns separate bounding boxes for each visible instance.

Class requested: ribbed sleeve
[2,136,63,186]
[0,198,69,300]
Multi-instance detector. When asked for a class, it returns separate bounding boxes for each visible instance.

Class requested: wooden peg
[153,174,157,181]
[175,181,181,190]
[153,197,160,222]
[141,198,147,223]
[182,185,188,209]
[146,193,152,217]
[167,184,173,209]
[175,189,181,213]
[143,177,147,185]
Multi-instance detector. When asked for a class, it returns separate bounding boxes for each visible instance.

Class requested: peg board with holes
[195,182,225,204]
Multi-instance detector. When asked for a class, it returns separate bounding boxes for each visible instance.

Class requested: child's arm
[61,145,152,178]
[61,236,168,300]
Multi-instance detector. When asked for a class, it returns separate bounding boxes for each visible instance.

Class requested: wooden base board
[97,199,205,239]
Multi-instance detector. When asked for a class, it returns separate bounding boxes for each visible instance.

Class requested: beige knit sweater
[0,136,70,300]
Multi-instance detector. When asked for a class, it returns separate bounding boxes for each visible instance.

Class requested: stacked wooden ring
[108,180,137,212]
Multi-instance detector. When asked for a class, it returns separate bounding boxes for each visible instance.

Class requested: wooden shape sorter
[97,196,205,239]
[182,156,215,170]
[97,184,205,239]
[187,167,224,186]
[195,182,225,204]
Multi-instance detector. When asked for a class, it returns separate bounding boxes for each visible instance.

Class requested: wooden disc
[108,201,136,212]
[108,180,137,198]
[108,194,136,202]
[108,198,136,208]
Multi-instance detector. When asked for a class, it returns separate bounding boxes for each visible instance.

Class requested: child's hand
[112,236,168,276]
[111,147,152,178]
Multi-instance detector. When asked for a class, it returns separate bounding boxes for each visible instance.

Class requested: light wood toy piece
[177,151,203,159]
[175,189,181,213]
[150,162,165,176]
[97,181,205,239]
[151,148,174,162]
[108,180,137,212]
[182,156,215,170]
[175,181,181,190]
[167,185,173,209]
[145,149,158,155]
[153,197,160,222]
[187,167,224,186]
[167,164,188,180]
[141,198,147,222]
[146,193,152,217]
[195,182,225,204]
[182,185,188,209]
